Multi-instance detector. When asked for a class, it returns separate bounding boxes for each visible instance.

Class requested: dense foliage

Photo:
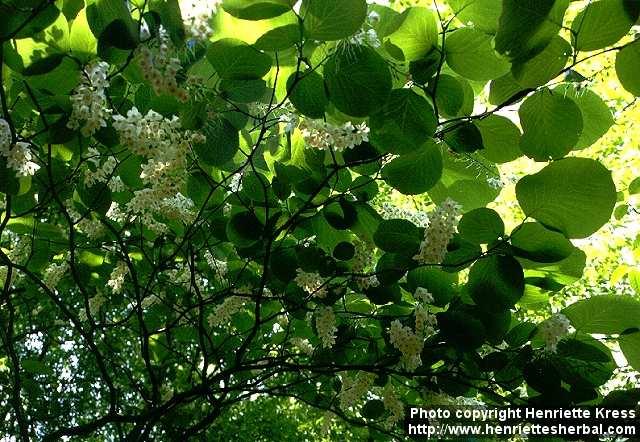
[1,0,640,439]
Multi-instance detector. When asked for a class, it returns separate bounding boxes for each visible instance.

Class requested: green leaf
[571,0,639,52]
[476,115,522,164]
[220,79,267,103]
[149,0,186,44]
[445,28,511,81]
[619,331,640,372]
[207,39,273,80]
[458,208,504,245]
[383,7,438,62]
[443,122,484,154]
[194,118,240,166]
[511,222,574,263]
[86,0,136,39]
[362,399,385,419]
[376,253,411,285]
[0,3,60,40]
[22,53,65,76]
[512,36,571,88]
[227,211,264,247]
[324,44,392,117]
[373,219,421,256]
[428,152,501,211]
[495,0,569,62]
[515,157,616,238]
[518,89,583,161]
[468,255,525,311]
[616,40,640,97]
[22,359,52,375]
[254,24,300,51]
[222,0,293,20]
[69,9,98,60]
[447,0,502,33]
[369,89,437,154]
[406,267,457,307]
[301,0,367,41]
[381,141,443,195]
[563,295,640,334]
[629,177,640,195]
[554,84,614,150]
[554,335,615,388]
[287,71,328,119]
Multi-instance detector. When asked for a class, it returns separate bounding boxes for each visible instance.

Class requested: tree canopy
[1,0,640,440]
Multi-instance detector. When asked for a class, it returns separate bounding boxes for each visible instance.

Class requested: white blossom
[0,118,10,149]
[383,384,404,426]
[107,261,129,294]
[68,61,111,137]
[315,306,337,348]
[0,141,40,177]
[43,261,69,291]
[204,251,228,278]
[294,269,328,298]
[299,119,369,152]
[389,320,424,371]
[208,296,245,327]
[180,0,220,41]
[136,26,189,101]
[413,198,461,265]
[338,371,376,409]
[539,313,571,353]
[291,337,314,356]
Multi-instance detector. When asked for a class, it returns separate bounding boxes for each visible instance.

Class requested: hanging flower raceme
[539,313,572,352]
[67,61,111,137]
[294,269,328,298]
[43,261,68,291]
[351,240,379,290]
[389,320,424,371]
[413,287,437,337]
[315,306,337,348]
[0,118,10,148]
[299,119,370,152]
[136,26,189,101]
[180,0,220,41]
[208,296,245,327]
[383,384,404,426]
[413,198,461,265]
[107,261,129,294]
[0,140,40,177]
[338,371,376,409]
[112,107,204,232]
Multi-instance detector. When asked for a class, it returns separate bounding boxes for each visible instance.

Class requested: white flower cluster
[181,0,220,41]
[0,118,10,147]
[112,107,204,232]
[315,306,337,348]
[68,61,111,137]
[380,202,429,227]
[204,251,228,278]
[383,384,404,426]
[136,27,189,101]
[539,313,571,353]
[79,291,106,322]
[0,141,40,177]
[350,28,380,47]
[43,261,68,291]
[294,269,328,298]
[208,296,245,327]
[299,119,370,152]
[413,198,461,265]
[389,320,424,371]
[290,337,314,356]
[414,287,437,337]
[107,261,129,294]
[338,371,376,409]
[66,200,105,239]
[84,148,119,188]
[351,240,379,290]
